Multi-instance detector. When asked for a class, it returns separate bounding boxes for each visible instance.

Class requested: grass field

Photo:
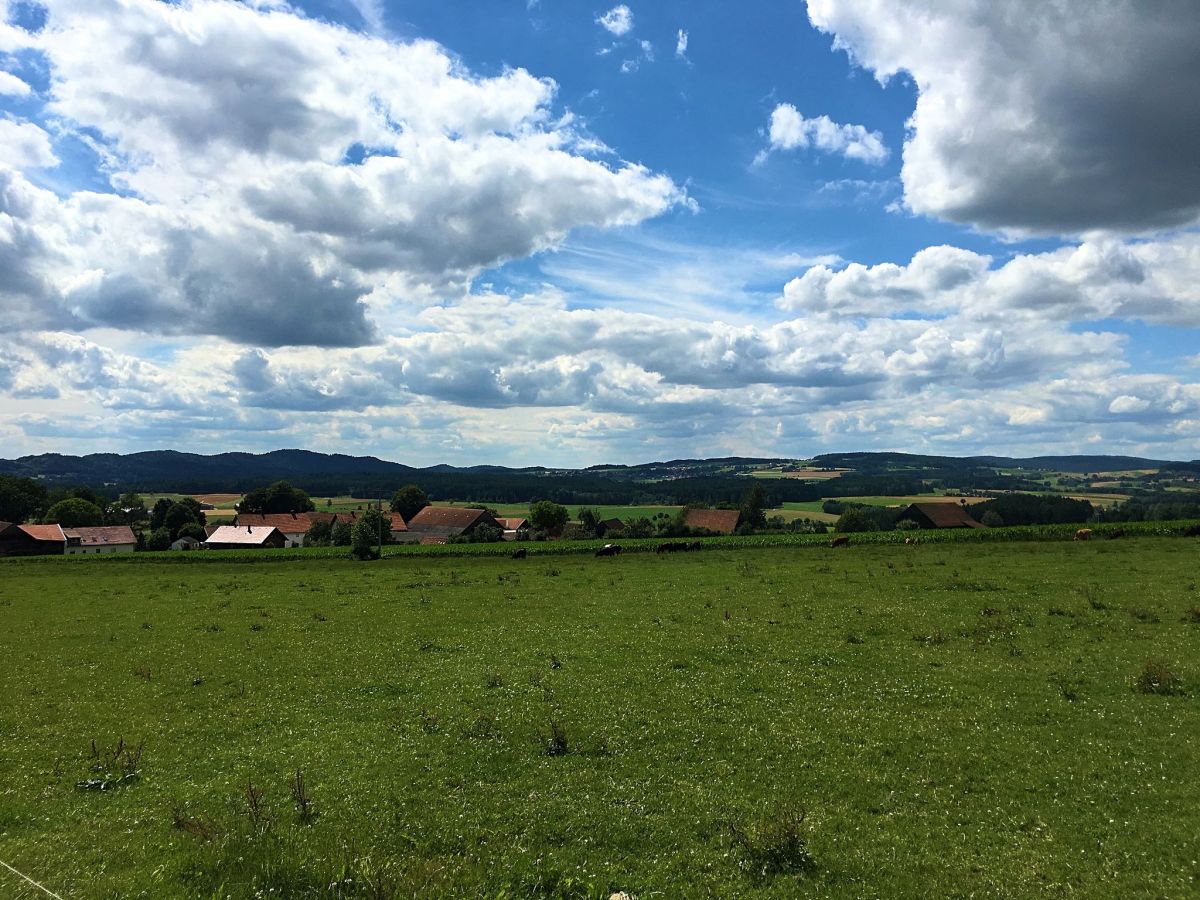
[1,540,1198,897]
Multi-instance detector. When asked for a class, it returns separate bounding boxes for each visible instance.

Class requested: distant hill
[811,451,1176,473]
[1,449,1193,506]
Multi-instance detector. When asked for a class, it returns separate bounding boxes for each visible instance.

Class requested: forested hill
[0,449,1193,506]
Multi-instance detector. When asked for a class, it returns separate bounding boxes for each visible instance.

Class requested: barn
[234,512,317,547]
[494,517,530,541]
[0,522,66,556]
[204,525,287,550]
[406,506,500,541]
[898,503,984,529]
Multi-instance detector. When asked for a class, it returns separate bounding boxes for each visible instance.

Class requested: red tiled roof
[419,535,448,545]
[19,524,66,542]
[408,506,493,532]
[63,525,136,546]
[235,512,317,532]
[205,525,285,545]
[684,508,742,535]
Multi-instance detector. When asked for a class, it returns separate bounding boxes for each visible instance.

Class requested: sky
[1,0,1199,466]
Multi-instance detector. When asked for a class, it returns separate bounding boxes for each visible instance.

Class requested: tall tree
[0,475,47,524]
[44,498,105,527]
[390,484,430,521]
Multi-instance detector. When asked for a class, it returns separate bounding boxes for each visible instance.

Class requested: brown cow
[830,535,850,548]
[1074,528,1093,541]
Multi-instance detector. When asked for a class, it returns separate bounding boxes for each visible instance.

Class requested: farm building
[406,506,500,540]
[0,522,66,556]
[204,525,287,550]
[684,508,742,535]
[170,536,203,551]
[64,525,136,554]
[898,503,984,529]
[599,518,626,535]
[234,512,317,547]
[495,517,530,541]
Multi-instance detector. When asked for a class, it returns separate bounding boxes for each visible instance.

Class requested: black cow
[595,544,622,557]
[511,548,528,559]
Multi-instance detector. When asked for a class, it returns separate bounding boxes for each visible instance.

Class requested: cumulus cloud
[0,70,31,96]
[597,5,633,36]
[763,104,888,164]
[0,0,685,346]
[780,235,1200,326]
[0,117,57,168]
[806,0,1200,234]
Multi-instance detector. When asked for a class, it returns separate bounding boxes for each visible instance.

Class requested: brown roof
[903,503,984,528]
[235,512,317,532]
[600,518,626,530]
[408,506,495,532]
[419,535,448,545]
[495,517,529,530]
[63,525,136,546]
[309,511,407,531]
[684,508,742,535]
[19,524,66,542]
[205,525,286,545]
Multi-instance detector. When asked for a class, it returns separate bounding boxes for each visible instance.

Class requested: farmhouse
[898,502,984,529]
[205,525,287,550]
[64,525,136,554]
[406,506,500,540]
[599,517,626,536]
[170,536,203,551]
[684,508,742,535]
[234,512,317,547]
[0,522,66,556]
[494,517,530,541]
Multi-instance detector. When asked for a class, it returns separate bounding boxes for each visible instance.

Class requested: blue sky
[1,0,1198,465]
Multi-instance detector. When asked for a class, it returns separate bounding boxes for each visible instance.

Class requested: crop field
[1,539,1198,898]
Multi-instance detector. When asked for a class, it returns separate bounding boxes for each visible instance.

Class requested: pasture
[1,539,1197,898]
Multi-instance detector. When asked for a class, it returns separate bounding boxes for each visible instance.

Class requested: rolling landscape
[3,0,1200,897]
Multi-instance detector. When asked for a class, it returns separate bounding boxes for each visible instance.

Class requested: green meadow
[1,539,1197,898]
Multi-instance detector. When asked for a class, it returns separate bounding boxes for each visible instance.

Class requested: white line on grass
[0,859,65,899]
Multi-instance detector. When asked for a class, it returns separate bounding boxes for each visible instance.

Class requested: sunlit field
[1,539,1197,897]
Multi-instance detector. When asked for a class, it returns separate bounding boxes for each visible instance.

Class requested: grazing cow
[1184,523,1200,537]
[1105,528,1125,540]
[656,542,679,554]
[1074,528,1093,541]
[595,543,622,557]
[511,548,528,559]
[830,535,850,548]
[688,541,702,552]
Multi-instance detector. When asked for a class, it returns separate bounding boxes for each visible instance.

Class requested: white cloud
[0,0,686,346]
[0,70,30,96]
[764,103,888,164]
[805,0,1200,234]
[597,5,633,37]
[0,118,57,169]
[675,29,688,59]
[780,236,1200,327]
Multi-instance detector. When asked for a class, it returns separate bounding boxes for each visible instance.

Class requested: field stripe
[0,860,65,899]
